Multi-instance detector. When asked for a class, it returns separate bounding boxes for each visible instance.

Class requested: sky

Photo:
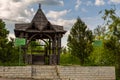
[0,0,120,46]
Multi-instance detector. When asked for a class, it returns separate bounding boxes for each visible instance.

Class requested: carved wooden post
[49,39,51,64]
[57,34,61,65]
[24,33,28,64]
[19,32,24,65]
[27,36,32,65]
[19,32,24,38]
[51,36,57,64]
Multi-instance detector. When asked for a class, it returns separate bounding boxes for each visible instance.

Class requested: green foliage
[0,19,21,66]
[104,36,120,79]
[94,26,106,40]
[27,41,44,54]
[61,47,68,54]
[89,46,115,66]
[67,17,93,65]
[0,20,9,39]
[60,53,80,65]
[102,8,120,38]
[100,7,120,79]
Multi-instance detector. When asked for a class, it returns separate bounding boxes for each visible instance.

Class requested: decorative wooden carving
[14,4,66,65]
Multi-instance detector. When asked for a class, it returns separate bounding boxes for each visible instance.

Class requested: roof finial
[39,3,41,9]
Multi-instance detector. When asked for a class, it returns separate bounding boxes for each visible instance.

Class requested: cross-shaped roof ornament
[39,3,41,9]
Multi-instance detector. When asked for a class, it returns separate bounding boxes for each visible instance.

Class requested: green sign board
[93,40,102,46]
[15,38,26,46]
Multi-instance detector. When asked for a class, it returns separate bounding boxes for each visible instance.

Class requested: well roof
[15,4,66,33]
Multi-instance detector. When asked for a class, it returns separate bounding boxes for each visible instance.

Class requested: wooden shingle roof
[15,4,66,33]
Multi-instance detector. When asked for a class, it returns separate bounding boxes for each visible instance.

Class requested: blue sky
[0,0,120,46]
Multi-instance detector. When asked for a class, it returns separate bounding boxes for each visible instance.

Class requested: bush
[60,53,80,65]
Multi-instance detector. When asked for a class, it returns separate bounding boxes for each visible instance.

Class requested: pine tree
[67,17,93,65]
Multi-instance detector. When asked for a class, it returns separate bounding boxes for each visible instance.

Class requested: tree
[61,47,68,54]
[0,19,9,63]
[91,24,115,66]
[94,25,106,40]
[0,19,19,65]
[89,42,116,66]
[67,17,93,65]
[101,8,120,79]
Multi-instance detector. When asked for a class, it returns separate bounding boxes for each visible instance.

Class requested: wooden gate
[27,45,49,65]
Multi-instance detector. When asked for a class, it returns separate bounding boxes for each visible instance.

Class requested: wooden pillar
[49,39,51,55]
[51,36,57,64]
[19,32,24,64]
[19,32,24,38]
[49,39,52,64]
[24,33,28,64]
[57,35,61,65]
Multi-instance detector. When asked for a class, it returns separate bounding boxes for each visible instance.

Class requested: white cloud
[50,18,75,46]
[95,0,105,6]
[8,33,15,41]
[59,1,64,6]
[86,1,93,6]
[81,8,87,12]
[50,18,75,30]
[83,16,103,30]
[109,0,120,4]
[62,31,70,47]
[46,10,71,19]
[0,0,64,23]
[116,10,120,16]
[75,0,81,10]
[32,0,64,6]
[46,10,75,30]
[0,0,34,22]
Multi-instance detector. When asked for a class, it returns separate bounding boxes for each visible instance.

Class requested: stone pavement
[0,78,49,80]
[0,78,31,80]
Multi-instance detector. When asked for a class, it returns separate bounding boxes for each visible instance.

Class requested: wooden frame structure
[14,4,66,65]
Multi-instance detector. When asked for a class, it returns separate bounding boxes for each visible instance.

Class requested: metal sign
[15,38,26,46]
